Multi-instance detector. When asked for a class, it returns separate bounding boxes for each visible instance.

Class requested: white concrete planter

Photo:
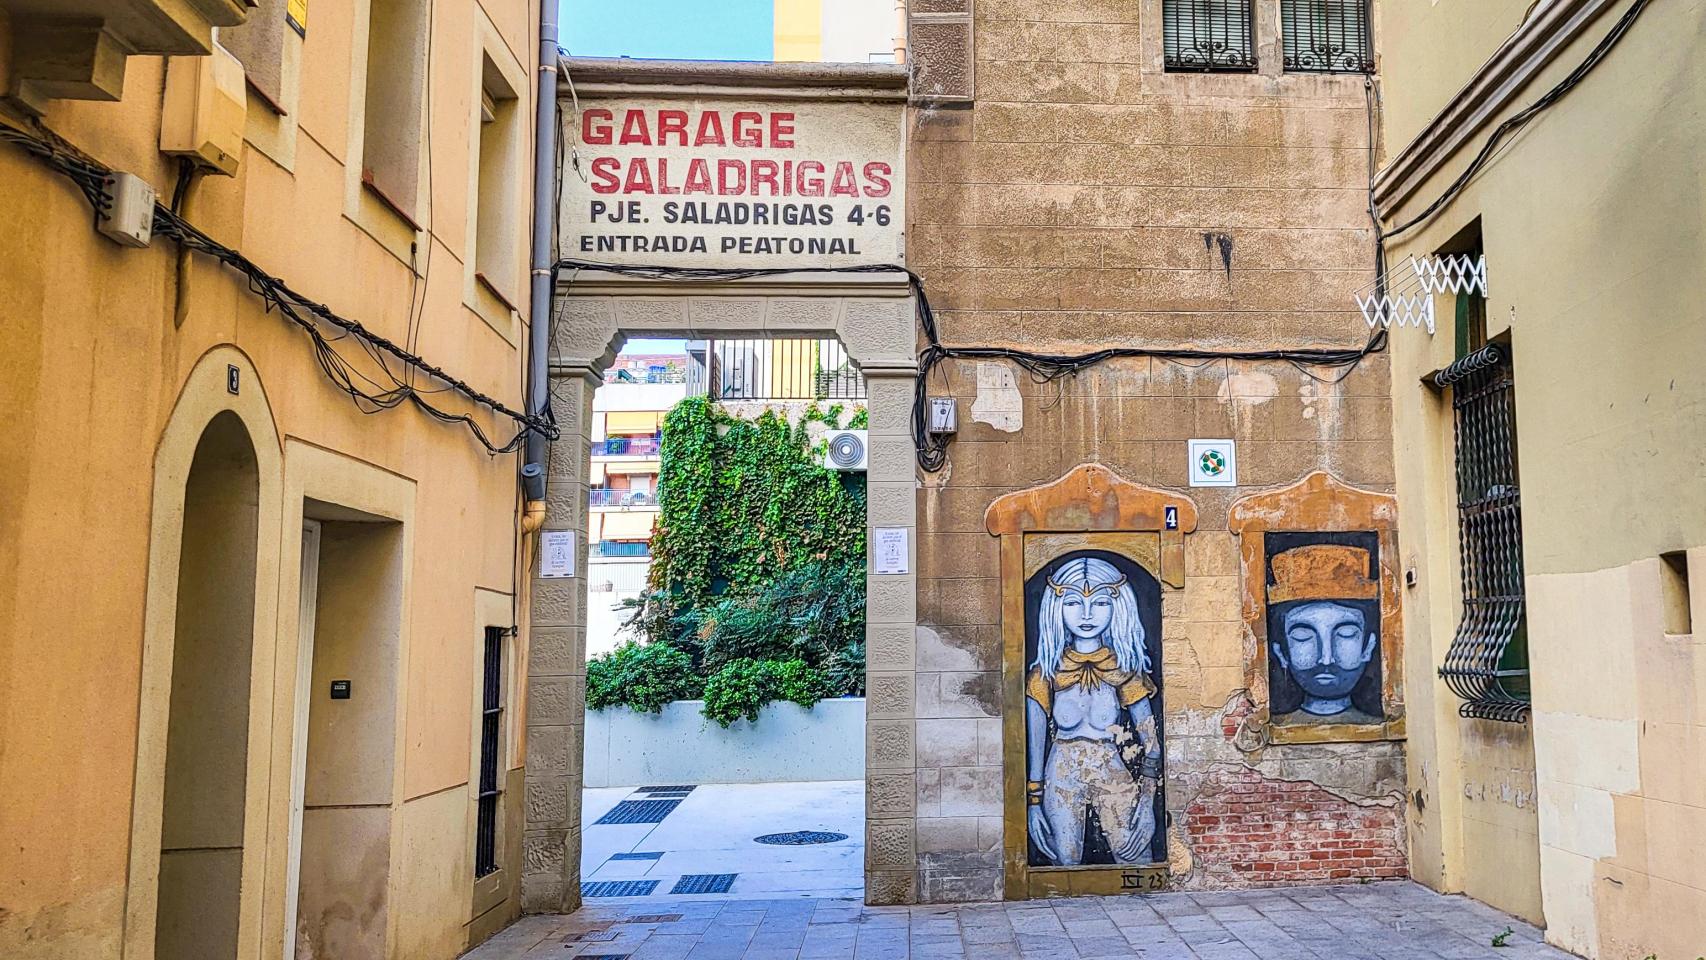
[583,697,866,788]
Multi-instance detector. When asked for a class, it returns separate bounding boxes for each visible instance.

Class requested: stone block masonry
[908,0,1400,902]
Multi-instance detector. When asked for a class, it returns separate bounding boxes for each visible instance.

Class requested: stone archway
[522,272,921,911]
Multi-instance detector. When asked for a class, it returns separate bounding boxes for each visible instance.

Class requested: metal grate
[638,785,697,793]
[754,831,850,846]
[1164,0,1257,72]
[595,799,683,825]
[670,873,738,894]
[581,880,661,898]
[620,914,684,924]
[1436,345,1531,723]
[1281,0,1374,73]
[608,851,664,861]
[473,626,505,878]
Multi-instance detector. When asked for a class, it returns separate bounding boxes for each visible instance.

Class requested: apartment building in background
[0,0,544,956]
[1375,1,1706,956]
[774,0,903,62]
[586,358,684,657]
[584,340,867,657]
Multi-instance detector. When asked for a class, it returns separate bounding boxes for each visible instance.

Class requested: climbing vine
[649,396,866,606]
[591,396,869,720]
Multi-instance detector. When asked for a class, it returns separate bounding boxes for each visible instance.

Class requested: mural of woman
[1025,556,1162,866]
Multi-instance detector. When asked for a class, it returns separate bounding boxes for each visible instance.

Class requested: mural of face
[1061,590,1114,642]
[1275,600,1376,715]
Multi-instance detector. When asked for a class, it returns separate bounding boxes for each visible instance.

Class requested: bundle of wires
[555,259,1384,473]
[0,123,557,455]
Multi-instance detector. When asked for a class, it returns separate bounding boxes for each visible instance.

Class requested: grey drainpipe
[521,0,559,503]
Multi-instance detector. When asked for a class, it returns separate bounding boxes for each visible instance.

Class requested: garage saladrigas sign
[563,97,905,267]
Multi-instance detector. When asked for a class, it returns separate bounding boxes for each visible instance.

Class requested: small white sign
[540,530,577,578]
[1188,439,1238,487]
[873,527,910,575]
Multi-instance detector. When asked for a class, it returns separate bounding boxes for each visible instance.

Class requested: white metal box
[160,44,247,176]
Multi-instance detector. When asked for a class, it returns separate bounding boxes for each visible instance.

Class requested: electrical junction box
[160,44,247,176]
[928,397,958,435]
[97,171,156,247]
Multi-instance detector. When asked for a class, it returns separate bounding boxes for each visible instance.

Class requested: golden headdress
[1267,543,1378,603]
[1046,557,1126,598]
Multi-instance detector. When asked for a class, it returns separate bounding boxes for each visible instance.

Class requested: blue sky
[560,0,774,61]
[623,337,686,355]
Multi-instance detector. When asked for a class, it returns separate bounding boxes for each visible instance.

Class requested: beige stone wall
[906,0,1399,902]
[0,0,539,955]
[1379,0,1706,953]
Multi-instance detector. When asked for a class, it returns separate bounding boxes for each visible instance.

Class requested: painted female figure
[1025,556,1162,865]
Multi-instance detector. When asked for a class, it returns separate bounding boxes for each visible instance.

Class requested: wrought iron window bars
[1436,345,1531,723]
[1164,0,1258,72]
[1282,0,1375,74]
[474,626,505,877]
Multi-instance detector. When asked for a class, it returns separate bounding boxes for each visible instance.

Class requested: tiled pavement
[580,782,864,900]
[462,881,1576,960]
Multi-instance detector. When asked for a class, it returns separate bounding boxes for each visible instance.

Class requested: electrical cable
[555,259,1386,474]
[1363,77,1388,298]
[404,0,438,384]
[0,122,558,454]
[1382,0,1652,241]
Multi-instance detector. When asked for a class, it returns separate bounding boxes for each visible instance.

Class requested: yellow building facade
[1377,1,1706,956]
[0,0,544,957]
[773,0,902,64]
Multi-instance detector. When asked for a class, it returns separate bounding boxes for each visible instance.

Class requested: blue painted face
[1278,601,1376,707]
[1061,591,1114,640]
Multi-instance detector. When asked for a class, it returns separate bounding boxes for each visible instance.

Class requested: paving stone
[1072,934,1138,958]
[462,883,1576,960]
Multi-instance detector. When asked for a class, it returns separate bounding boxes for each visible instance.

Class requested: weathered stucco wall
[1379,0,1706,953]
[0,0,538,954]
[904,0,1401,903]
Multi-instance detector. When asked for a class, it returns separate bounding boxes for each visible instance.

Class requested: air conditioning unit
[823,430,868,471]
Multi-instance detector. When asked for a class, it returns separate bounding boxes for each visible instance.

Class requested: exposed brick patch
[1183,766,1406,887]
[1221,692,1257,741]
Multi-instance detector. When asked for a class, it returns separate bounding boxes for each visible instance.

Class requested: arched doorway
[124,348,284,960]
[154,410,261,957]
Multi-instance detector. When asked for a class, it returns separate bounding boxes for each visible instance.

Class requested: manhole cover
[754,831,849,846]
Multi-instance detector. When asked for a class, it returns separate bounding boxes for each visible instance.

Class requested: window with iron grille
[1281,0,1374,73]
[474,626,506,877]
[1164,0,1257,72]
[1435,344,1531,723]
